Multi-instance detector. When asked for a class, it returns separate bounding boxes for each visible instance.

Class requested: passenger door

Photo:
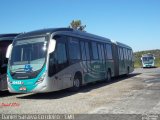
[49,36,69,89]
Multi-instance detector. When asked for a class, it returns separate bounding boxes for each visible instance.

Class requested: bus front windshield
[9,37,48,73]
[142,57,154,64]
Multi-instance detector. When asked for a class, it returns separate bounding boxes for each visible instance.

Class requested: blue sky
[0,0,160,52]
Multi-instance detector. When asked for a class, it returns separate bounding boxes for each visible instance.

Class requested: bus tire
[70,75,81,92]
[106,70,111,83]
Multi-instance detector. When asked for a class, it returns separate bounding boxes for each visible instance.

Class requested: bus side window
[69,38,81,61]
[119,47,123,60]
[118,47,120,60]
[98,44,102,60]
[101,44,105,61]
[80,41,86,60]
[131,50,133,61]
[129,50,131,60]
[128,50,130,60]
[85,42,90,60]
[80,41,90,61]
[123,48,126,60]
[106,44,113,59]
[127,49,130,60]
[126,49,128,60]
[121,48,124,60]
[91,42,99,60]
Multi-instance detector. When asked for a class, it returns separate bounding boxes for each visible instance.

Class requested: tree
[69,20,86,31]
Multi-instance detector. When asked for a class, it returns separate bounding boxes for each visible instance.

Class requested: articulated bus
[6,28,134,93]
[0,34,19,91]
[141,54,155,68]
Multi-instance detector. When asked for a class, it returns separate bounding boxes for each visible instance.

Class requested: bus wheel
[71,77,81,92]
[106,70,111,82]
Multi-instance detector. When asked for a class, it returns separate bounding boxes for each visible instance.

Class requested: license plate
[19,87,27,91]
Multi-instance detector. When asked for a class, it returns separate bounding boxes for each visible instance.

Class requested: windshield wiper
[11,68,27,73]
[11,70,28,76]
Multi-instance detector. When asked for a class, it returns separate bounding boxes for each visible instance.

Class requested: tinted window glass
[49,36,68,76]
[80,41,86,60]
[56,43,67,64]
[10,37,47,72]
[0,41,12,67]
[106,44,113,59]
[127,49,129,60]
[101,44,105,60]
[98,44,102,60]
[91,42,99,59]
[85,42,90,60]
[119,47,123,60]
[123,48,126,60]
[131,50,133,60]
[69,39,80,59]
[0,41,11,74]
[80,41,90,60]
[125,49,128,60]
[126,49,128,60]
[118,48,121,60]
[128,50,131,60]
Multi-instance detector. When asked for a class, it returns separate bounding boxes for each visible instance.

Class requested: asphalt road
[1,68,160,114]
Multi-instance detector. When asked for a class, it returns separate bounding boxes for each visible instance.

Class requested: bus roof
[142,54,154,57]
[0,33,20,41]
[114,41,132,50]
[16,28,111,43]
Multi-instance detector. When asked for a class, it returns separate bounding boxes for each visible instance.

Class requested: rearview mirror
[6,44,13,58]
[48,39,56,53]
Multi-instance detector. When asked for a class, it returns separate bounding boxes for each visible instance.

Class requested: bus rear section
[112,42,134,76]
[0,34,19,91]
[141,54,155,68]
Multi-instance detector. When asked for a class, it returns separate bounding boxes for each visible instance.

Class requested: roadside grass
[155,58,160,67]
[134,60,142,68]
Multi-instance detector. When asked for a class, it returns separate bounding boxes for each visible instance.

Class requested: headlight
[7,75,12,84]
[36,72,46,84]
